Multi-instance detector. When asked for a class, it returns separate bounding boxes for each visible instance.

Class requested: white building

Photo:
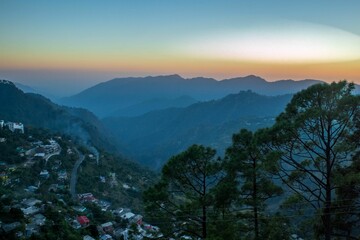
[8,122,24,133]
[121,212,135,220]
[0,120,4,128]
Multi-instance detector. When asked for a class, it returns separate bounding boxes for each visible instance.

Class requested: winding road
[70,148,85,199]
[45,143,61,164]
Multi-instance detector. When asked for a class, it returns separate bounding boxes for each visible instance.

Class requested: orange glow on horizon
[1,55,359,84]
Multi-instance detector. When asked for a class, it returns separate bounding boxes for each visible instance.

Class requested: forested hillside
[103,91,292,169]
[0,80,117,153]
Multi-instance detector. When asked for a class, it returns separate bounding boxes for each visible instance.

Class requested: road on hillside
[70,148,85,199]
[45,143,61,164]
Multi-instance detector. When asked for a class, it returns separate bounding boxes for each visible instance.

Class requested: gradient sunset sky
[1,0,360,96]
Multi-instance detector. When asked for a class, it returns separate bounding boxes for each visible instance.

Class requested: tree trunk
[202,205,207,239]
[202,165,207,239]
[253,158,259,239]
[324,126,332,240]
[324,180,332,240]
[254,202,259,239]
[324,170,332,240]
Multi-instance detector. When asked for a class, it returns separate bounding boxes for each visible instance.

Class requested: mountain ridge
[60,74,323,117]
[0,80,119,153]
[103,90,293,169]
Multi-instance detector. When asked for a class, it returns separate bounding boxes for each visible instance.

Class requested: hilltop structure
[0,120,25,134]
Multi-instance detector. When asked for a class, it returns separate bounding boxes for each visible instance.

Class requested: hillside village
[0,121,162,240]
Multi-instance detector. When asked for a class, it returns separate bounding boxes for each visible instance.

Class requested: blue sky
[0,0,359,97]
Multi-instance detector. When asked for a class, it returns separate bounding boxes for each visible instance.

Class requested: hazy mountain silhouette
[14,82,38,94]
[0,80,117,152]
[103,90,293,169]
[111,95,198,117]
[61,75,322,117]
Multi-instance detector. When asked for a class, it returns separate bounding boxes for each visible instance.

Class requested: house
[83,235,96,240]
[143,224,160,232]
[25,185,38,192]
[142,224,163,239]
[21,206,40,216]
[8,122,24,133]
[22,198,41,207]
[111,208,124,216]
[101,222,114,233]
[77,216,90,228]
[121,212,135,221]
[97,200,111,211]
[132,215,143,225]
[40,170,49,179]
[57,170,67,181]
[114,228,125,239]
[71,220,81,229]
[0,120,4,128]
[78,193,96,203]
[25,223,40,238]
[116,229,130,240]
[100,234,113,240]
[72,206,87,213]
[34,153,45,158]
[97,225,105,235]
[1,222,21,233]
[15,231,23,238]
[49,184,58,192]
[31,213,46,226]
[99,176,106,183]
[291,234,304,240]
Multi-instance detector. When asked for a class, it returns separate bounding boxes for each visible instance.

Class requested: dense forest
[143,81,360,239]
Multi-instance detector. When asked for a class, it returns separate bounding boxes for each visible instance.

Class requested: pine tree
[225,129,282,239]
[266,81,360,239]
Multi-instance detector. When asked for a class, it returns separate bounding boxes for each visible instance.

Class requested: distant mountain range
[0,80,117,153]
[14,82,38,94]
[60,75,323,117]
[111,95,198,117]
[103,90,293,169]
[5,76,359,170]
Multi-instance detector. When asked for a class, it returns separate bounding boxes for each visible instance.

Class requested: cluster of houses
[27,139,61,159]
[0,162,16,186]
[1,172,163,239]
[0,120,62,189]
[0,197,47,237]
[0,121,164,239]
[74,193,163,240]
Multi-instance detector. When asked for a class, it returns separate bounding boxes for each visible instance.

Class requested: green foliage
[86,202,114,224]
[331,151,360,238]
[268,81,360,239]
[144,144,223,239]
[0,129,28,164]
[104,91,292,169]
[77,151,156,212]
[224,128,282,239]
[0,81,118,154]
[0,125,157,239]
[260,213,291,239]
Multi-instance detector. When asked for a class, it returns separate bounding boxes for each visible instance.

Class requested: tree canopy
[266,81,360,239]
[144,144,223,239]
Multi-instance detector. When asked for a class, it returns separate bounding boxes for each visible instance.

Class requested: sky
[0,0,360,97]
